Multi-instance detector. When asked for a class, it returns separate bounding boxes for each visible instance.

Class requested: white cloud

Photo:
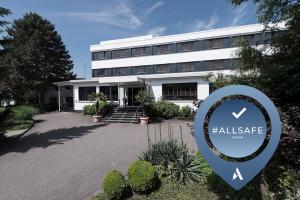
[59,1,142,29]
[145,1,164,16]
[231,2,250,26]
[147,26,167,36]
[195,13,219,31]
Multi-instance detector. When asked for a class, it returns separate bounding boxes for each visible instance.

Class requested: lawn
[0,105,38,132]
[92,178,218,200]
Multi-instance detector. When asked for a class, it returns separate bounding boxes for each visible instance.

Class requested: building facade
[55,23,284,111]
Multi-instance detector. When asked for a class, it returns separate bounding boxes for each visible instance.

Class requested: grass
[91,178,218,200]
[0,105,38,132]
[11,105,39,120]
[5,120,34,131]
[0,107,5,113]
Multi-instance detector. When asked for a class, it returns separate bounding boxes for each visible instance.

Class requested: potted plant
[89,92,107,123]
[135,90,153,125]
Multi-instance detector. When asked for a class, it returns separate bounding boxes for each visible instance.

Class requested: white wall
[73,83,100,111]
[73,83,124,110]
[91,24,272,51]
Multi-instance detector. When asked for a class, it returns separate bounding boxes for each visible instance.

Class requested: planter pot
[92,115,101,123]
[140,116,149,125]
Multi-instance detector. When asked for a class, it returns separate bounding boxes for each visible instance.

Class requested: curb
[83,189,103,200]
[0,120,35,143]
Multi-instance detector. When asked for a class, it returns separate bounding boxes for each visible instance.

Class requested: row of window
[92,32,282,61]
[162,83,197,100]
[78,83,198,102]
[92,59,235,77]
[78,86,118,101]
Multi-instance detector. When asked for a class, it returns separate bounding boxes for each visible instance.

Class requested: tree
[217,1,300,198]
[135,90,154,117]
[0,7,10,52]
[89,92,107,116]
[3,13,75,109]
[0,7,11,102]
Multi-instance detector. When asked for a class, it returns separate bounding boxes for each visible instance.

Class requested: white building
[55,23,284,112]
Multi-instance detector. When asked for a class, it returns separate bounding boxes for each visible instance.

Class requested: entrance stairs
[104,106,142,123]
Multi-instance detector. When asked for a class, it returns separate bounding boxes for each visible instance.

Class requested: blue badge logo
[194,85,281,190]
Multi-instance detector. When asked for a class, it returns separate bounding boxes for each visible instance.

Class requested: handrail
[103,101,115,117]
[135,104,142,120]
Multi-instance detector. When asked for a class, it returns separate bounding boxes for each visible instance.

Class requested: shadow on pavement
[0,123,108,157]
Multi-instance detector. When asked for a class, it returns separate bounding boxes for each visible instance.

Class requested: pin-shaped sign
[194,85,281,190]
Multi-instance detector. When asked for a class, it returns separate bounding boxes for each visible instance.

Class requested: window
[180,42,193,52]
[112,49,130,58]
[92,52,104,60]
[132,47,147,57]
[79,87,96,101]
[65,86,71,90]
[156,64,170,73]
[92,51,111,60]
[50,97,57,104]
[248,33,262,45]
[205,60,225,71]
[182,62,195,72]
[92,69,112,77]
[116,67,131,76]
[162,83,197,100]
[99,86,118,101]
[133,66,146,75]
[155,44,169,54]
[211,38,224,49]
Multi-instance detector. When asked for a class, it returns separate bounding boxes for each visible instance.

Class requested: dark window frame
[99,86,118,101]
[162,82,197,100]
[91,31,285,60]
[78,87,96,101]
[91,59,235,78]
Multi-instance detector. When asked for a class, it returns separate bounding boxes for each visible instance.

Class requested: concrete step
[103,119,139,123]
[104,106,142,123]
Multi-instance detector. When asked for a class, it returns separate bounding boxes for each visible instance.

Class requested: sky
[1,0,258,79]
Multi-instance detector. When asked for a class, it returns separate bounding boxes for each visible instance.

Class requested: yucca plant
[170,150,202,183]
[140,139,200,183]
[140,140,186,169]
[89,92,107,116]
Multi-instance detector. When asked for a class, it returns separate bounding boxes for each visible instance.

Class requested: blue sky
[1,0,258,78]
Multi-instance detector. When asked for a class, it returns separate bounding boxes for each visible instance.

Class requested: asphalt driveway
[0,112,197,200]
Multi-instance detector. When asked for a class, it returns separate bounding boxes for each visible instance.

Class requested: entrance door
[127,87,142,106]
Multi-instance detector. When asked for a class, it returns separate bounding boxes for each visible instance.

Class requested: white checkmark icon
[232,107,247,119]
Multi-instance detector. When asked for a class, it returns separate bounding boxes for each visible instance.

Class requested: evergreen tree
[0,7,11,102]
[4,12,75,109]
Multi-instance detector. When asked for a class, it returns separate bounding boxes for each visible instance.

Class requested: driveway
[0,112,197,200]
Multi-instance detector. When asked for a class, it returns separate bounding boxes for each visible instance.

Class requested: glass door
[126,87,142,106]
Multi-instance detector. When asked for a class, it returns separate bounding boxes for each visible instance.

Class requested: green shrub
[0,107,5,113]
[170,150,201,183]
[83,101,109,116]
[273,168,300,200]
[180,106,192,117]
[103,170,126,200]
[127,160,157,193]
[11,105,39,120]
[100,101,109,116]
[153,101,180,119]
[140,140,187,170]
[0,107,11,129]
[83,104,96,115]
[195,151,215,183]
[140,140,201,183]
